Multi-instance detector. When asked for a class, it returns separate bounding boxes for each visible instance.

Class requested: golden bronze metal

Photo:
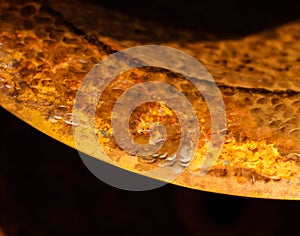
[1,0,300,199]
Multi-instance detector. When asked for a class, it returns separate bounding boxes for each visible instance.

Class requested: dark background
[1,106,300,236]
[94,0,300,37]
[1,0,300,235]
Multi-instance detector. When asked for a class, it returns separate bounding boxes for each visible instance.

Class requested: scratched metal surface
[1,0,300,199]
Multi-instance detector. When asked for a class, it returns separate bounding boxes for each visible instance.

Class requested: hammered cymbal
[1,0,300,199]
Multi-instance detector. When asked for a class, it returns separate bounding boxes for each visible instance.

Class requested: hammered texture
[1,0,300,198]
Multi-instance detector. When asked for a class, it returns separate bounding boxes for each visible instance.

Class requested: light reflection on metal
[1,0,300,199]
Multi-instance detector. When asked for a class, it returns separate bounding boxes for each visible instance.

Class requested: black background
[1,0,300,235]
[1,106,300,235]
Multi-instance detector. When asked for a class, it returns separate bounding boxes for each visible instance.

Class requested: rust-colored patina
[1,0,300,199]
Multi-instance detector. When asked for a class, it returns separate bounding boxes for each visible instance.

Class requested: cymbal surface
[1,0,300,199]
